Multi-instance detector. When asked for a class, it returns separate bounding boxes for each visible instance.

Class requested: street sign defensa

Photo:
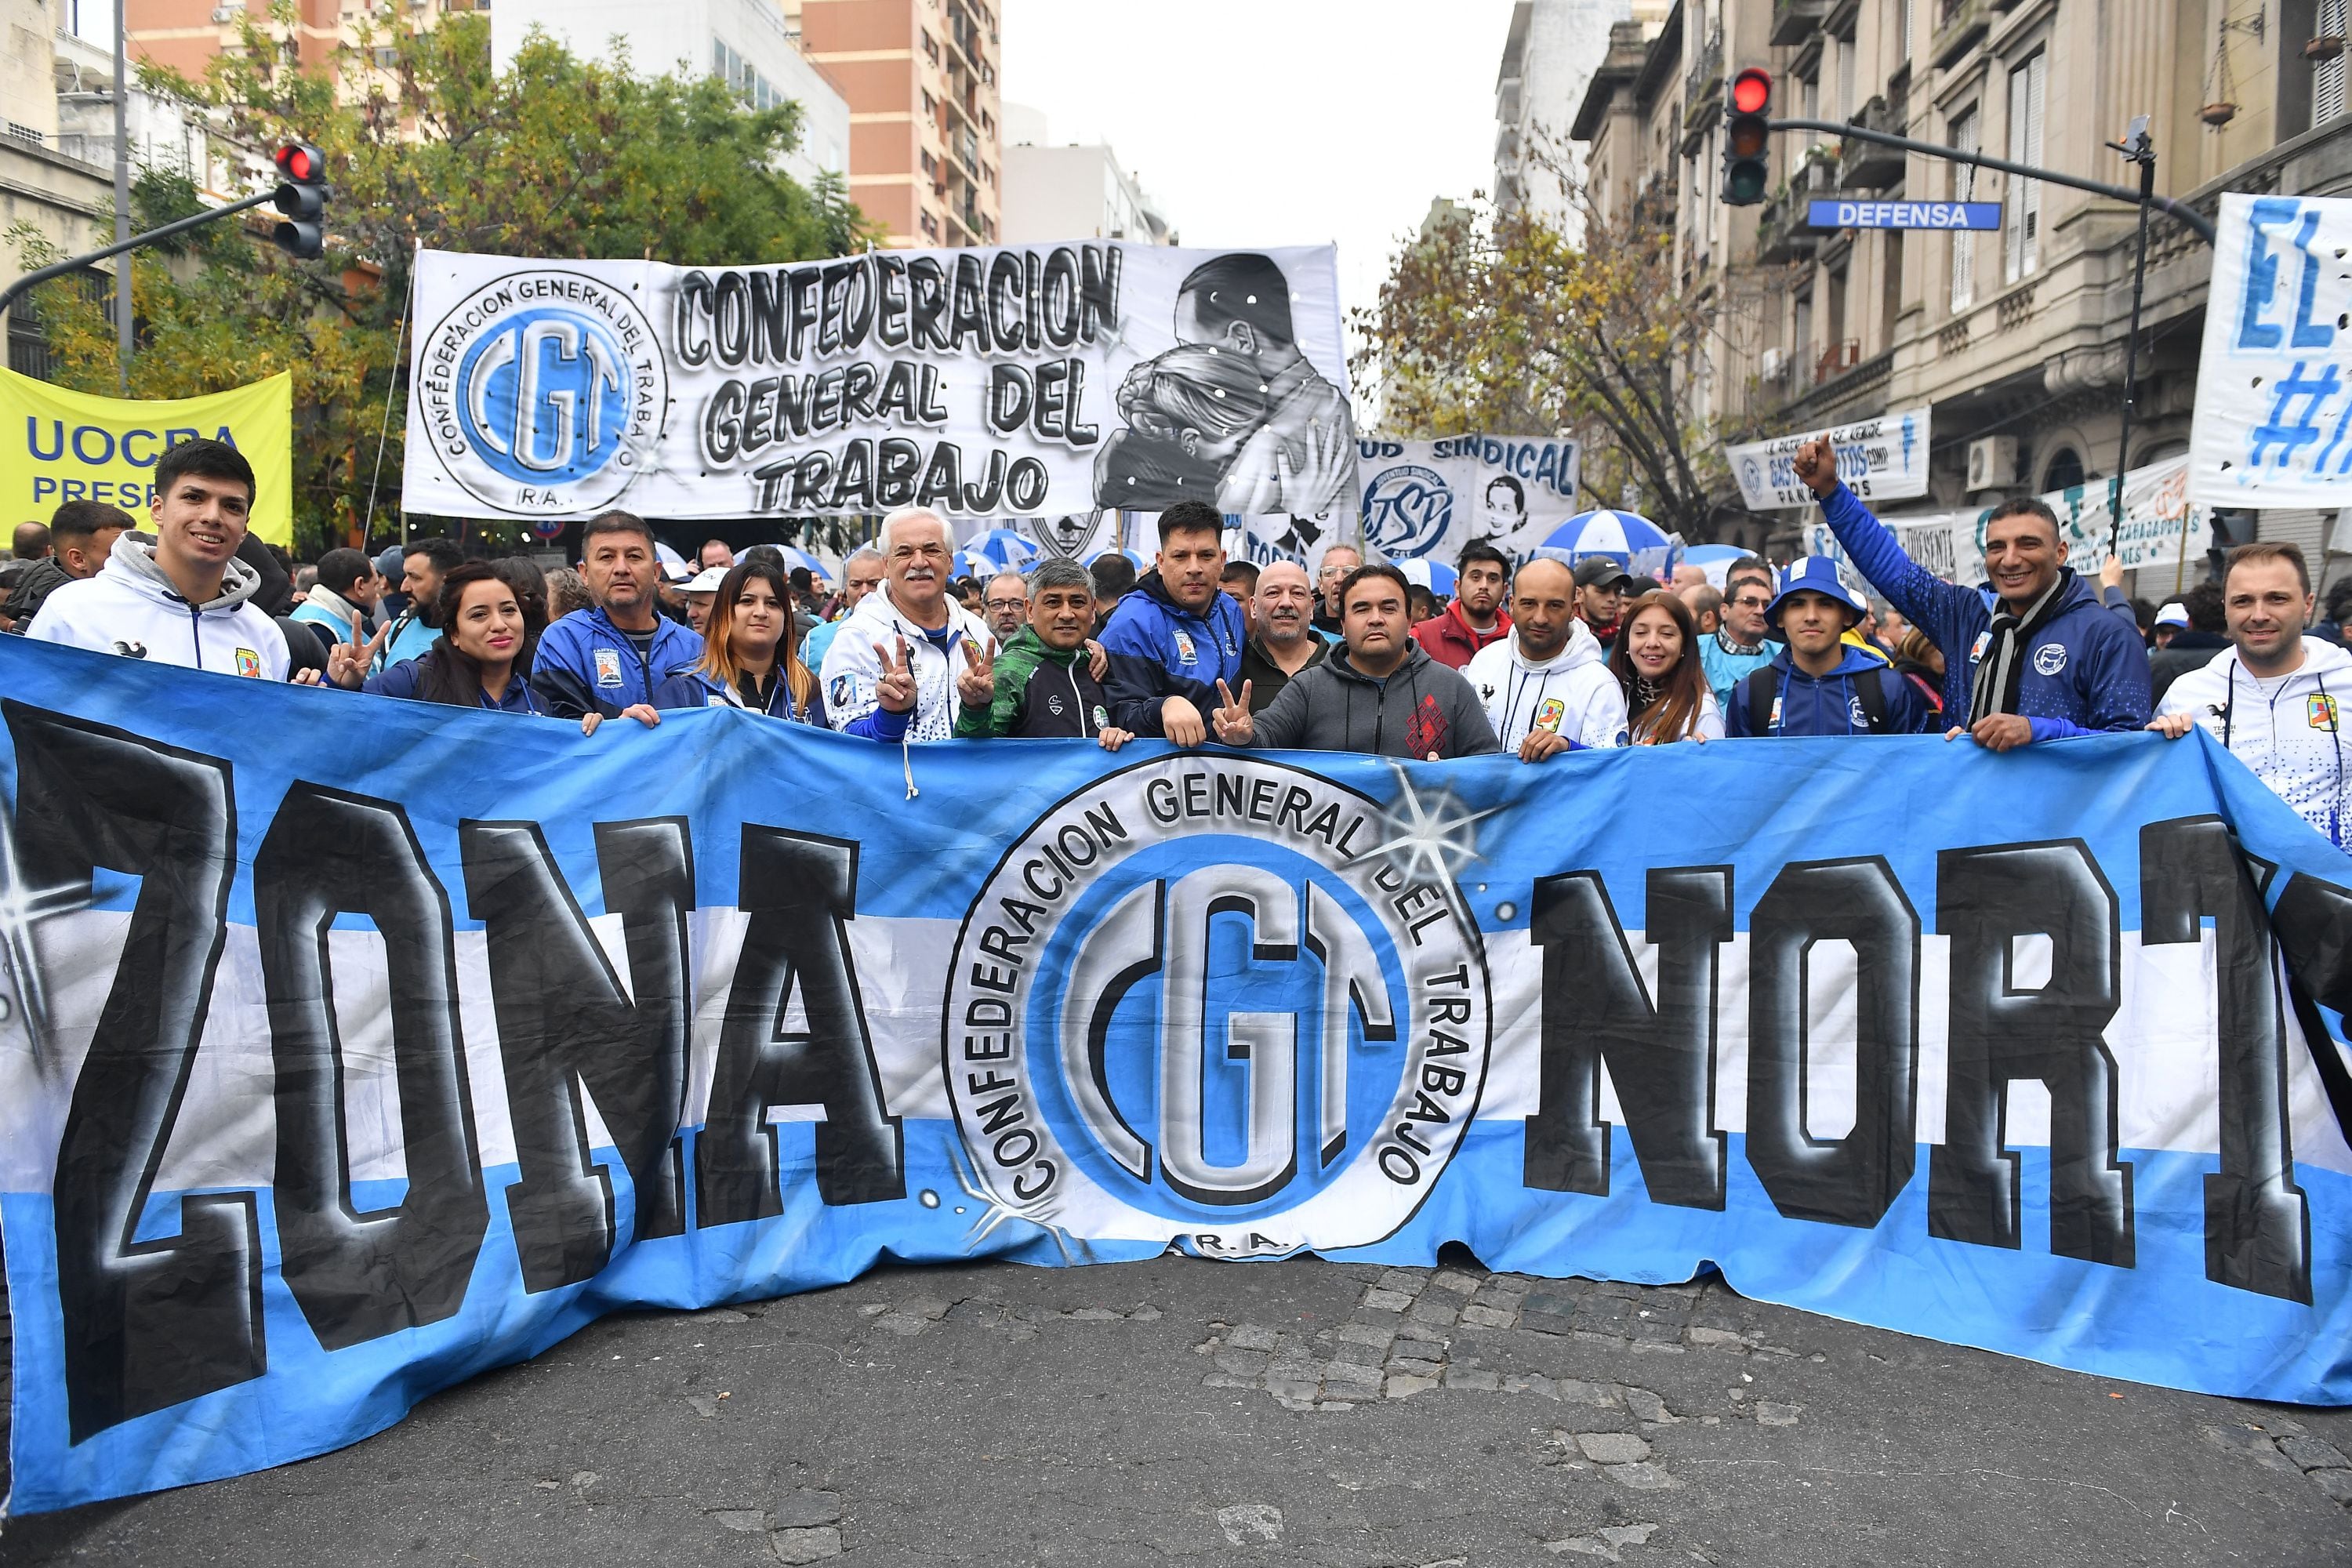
[1808,199,2003,230]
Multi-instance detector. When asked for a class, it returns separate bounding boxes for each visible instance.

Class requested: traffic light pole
[1765,117,2216,245]
[0,186,278,330]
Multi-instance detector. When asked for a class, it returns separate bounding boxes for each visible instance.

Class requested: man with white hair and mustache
[819,506,996,742]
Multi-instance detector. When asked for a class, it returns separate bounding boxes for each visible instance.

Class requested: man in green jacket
[956,560,1138,749]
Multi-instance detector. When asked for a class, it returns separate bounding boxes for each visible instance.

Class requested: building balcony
[1931,0,1989,68]
[1771,0,1829,45]
[1838,96,1907,189]
[1756,180,1821,263]
[1684,31,1724,118]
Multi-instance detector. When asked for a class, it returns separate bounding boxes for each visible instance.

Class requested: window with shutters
[2004,52,2045,284]
[1950,108,1977,312]
[2320,0,2348,127]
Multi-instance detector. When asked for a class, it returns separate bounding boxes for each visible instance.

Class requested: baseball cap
[1572,557,1639,591]
[685,565,729,595]
[2154,601,2190,628]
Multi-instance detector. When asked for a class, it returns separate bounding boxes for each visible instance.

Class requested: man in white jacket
[28,437,289,683]
[2152,542,2348,852]
[1463,557,1628,761]
[818,506,994,742]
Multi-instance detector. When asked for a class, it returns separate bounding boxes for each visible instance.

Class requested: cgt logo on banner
[1355,437,1581,562]
[2,636,2351,1515]
[943,759,1488,1252]
[2191,192,2352,507]
[402,245,1354,523]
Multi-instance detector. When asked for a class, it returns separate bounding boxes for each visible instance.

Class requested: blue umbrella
[768,544,833,586]
[963,526,1043,571]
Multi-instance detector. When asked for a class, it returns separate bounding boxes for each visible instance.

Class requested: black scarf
[1967,568,2073,726]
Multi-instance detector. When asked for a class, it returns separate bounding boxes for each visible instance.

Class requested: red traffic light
[274,143,325,183]
[1731,68,1773,116]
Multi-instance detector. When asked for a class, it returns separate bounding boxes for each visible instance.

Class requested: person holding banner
[1464,557,1626,759]
[28,437,290,682]
[1608,590,1722,742]
[1794,439,2149,749]
[1413,543,1512,670]
[953,561,1134,749]
[818,506,993,743]
[1100,501,1246,746]
[1724,560,1933,738]
[529,511,702,724]
[2150,543,2349,851]
[1211,564,1499,759]
[653,554,823,724]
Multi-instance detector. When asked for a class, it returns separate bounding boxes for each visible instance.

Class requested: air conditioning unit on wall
[1759,347,1788,383]
[1966,435,2019,492]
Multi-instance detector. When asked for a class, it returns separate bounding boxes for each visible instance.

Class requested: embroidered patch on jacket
[1534,698,1566,733]
[1174,630,1197,665]
[234,647,262,678]
[593,647,624,688]
[2312,693,2341,731]
[2032,644,2067,677]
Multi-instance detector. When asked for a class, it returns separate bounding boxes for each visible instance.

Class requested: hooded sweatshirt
[1412,600,1512,670]
[1248,640,1501,758]
[1100,569,1246,715]
[2160,636,2352,850]
[1462,619,1627,749]
[1816,482,2151,739]
[28,539,289,681]
[1724,644,1936,738]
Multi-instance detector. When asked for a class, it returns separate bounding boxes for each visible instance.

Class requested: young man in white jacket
[2152,542,2349,852]
[1463,556,1628,761]
[28,437,289,682]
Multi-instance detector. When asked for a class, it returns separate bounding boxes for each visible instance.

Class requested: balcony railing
[1815,338,1863,384]
[1770,0,1829,45]
[1755,180,1821,263]
[1684,31,1724,116]
[1932,0,1989,67]
[1838,95,1907,189]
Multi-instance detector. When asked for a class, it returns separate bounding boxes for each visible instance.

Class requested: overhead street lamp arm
[1766,117,2217,245]
[0,187,279,325]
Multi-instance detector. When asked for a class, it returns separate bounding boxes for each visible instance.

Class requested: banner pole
[362,245,418,550]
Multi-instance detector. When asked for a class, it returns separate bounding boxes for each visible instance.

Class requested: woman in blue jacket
[652,554,827,724]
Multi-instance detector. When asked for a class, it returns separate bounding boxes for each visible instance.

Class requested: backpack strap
[1744,666,1778,735]
[1856,668,1889,733]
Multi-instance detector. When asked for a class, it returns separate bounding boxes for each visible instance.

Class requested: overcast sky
[998,1,1519,329]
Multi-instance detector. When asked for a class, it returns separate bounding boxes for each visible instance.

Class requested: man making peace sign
[818,506,996,742]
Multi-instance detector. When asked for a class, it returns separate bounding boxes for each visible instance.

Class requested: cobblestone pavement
[4,1254,2348,1566]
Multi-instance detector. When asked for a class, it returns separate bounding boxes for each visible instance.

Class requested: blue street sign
[1807,199,2005,230]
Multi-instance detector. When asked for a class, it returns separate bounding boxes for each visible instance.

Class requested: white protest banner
[1726,406,1932,510]
[2190,193,2352,508]
[401,244,1354,521]
[1352,436,1581,562]
[1804,458,2210,584]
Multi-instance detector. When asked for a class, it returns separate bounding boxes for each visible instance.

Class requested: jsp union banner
[399,244,1355,521]
[2,635,2350,1515]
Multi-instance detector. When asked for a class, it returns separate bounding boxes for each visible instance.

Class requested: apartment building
[792,0,1001,248]
[998,103,1175,246]
[1573,0,2352,560]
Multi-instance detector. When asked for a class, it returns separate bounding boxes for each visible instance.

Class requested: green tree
[20,5,875,551]
[1350,188,1731,542]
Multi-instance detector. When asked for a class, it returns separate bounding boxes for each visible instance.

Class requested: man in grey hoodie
[1211,562,1501,759]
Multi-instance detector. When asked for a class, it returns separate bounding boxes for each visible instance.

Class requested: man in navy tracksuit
[1791,439,2149,750]
[531,511,702,720]
[1726,557,1933,737]
[1099,499,1246,745]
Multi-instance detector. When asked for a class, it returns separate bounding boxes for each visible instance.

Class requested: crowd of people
[3,430,2345,854]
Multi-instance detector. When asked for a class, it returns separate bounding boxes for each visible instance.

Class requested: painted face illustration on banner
[942,758,1491,1255]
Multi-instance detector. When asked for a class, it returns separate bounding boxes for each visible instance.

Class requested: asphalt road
[3,1252,2349,1567]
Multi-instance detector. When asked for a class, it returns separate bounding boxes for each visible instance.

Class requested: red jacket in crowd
[1413,601,1512,670]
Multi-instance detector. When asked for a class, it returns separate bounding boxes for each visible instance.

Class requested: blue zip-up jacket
[528,605,704,720]
[1815,482,2151,740]
[1723,644,1935,738]
[365,647,543,713]
[1099,572,1246,724]
[651,667,827,725]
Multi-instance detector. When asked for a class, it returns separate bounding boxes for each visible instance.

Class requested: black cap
[1572,556,1639,591]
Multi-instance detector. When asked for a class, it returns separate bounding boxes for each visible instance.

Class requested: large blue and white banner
[3,637,2351,1515]
[2192,192,2352,508]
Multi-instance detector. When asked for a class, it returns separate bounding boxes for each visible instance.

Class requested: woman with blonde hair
[1606,586,1723,742]
[652,554,826,723]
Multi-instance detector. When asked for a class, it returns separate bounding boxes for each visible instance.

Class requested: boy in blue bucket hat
[1726,557,1935,737]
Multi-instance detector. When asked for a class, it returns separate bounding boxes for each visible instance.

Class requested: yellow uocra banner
[0,368,295,546]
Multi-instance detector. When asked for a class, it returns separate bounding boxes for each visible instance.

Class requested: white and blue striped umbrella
[962,526,1043,572]
[768,544,833,586]
[1395,557,1459,596]
[1537,508,1672,563]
